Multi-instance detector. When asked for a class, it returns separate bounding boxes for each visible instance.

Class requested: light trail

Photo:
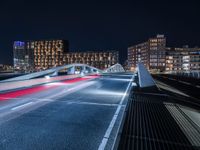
[0,75,100,101]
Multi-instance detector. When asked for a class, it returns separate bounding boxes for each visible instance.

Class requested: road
[0,73,134,150]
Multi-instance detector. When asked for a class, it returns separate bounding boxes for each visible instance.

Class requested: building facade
[128,35,166,72]
[28,40,68,71]
[128,34,200,72]
[128,42,148,71]
[14,40,118,72]
[63,51,118,70]
[13,40,69,72]
[13,41,29,72]
[165,46,200,72]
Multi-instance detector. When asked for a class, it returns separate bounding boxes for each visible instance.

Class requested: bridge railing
[2,63,102,82]
[104,63,125,73]
[172,71,200,79]
[0,63,102,92]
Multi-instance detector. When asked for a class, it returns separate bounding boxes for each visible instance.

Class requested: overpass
[0,63,199,150]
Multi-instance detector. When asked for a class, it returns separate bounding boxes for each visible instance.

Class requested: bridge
[0,63,199,150]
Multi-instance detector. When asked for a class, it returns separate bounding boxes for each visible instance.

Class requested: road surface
[0,73,134,150]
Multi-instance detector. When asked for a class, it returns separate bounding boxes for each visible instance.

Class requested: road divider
[137,63,156,88]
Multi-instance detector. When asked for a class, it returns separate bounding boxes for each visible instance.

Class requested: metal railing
[166,71,200,79]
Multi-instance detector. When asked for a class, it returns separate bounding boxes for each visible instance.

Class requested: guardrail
[165,71,200,79]
[174,71,200,79]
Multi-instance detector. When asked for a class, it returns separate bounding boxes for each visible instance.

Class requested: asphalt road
[0,73,134,150]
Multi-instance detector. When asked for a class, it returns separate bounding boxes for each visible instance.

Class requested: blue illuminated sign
[14,41,25,47]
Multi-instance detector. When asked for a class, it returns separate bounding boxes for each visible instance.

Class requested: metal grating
[118,92,198,150]
[166,104,200,147]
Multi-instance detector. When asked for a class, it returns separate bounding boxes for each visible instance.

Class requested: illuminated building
[13,40,69,72]
[13,40,118,72]
[165,46,200,72]
[28,40,68,71]
[0,64,13,72]
[128,34,166,72]
[63,51,119,70]
[13,41,29,72]
[128,42,148,71]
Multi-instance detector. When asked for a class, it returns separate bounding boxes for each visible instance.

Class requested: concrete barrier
[137,63,156,88]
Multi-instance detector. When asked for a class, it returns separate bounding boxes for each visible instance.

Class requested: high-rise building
[13,41,29,72]
[128,34,166,72]
[165,46,200,72]
[128,42,148,71]
[63,51,118,70]
[13,40,69,72]
[149,35,166,71]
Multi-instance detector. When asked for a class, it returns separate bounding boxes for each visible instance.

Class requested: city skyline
[1,0,200,65]
[13,39,119,72]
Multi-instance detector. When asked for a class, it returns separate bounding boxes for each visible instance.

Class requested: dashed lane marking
[11,102,34,111]
[98,75,134,150]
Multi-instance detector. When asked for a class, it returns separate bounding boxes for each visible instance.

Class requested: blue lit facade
[14,41,25,47]
[13,41,31,72]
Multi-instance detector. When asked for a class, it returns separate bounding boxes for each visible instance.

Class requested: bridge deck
[0,73,133,150]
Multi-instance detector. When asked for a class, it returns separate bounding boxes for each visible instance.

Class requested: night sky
[0,0,200,65]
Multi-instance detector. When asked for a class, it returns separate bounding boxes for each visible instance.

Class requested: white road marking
[45,81,94,99]
[98,75,134,150]
[179,80,191,85]
[35,98,54,102]
[196,85,200,88]
[11,102,34,111]
[103,78,133,82]
[168,78,176,81]
[73,101,123,107]
[135,92,168,97]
